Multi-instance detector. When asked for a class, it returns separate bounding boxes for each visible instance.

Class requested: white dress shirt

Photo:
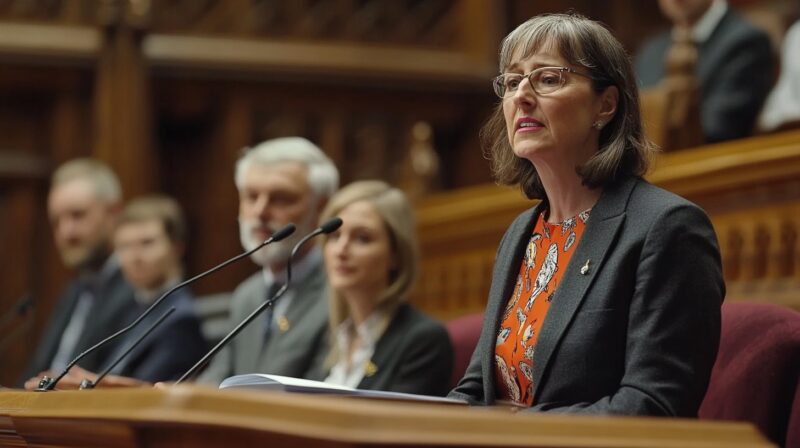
[324,310,390,389]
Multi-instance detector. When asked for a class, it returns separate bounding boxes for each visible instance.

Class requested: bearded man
[197,137,339,384]
[20,159,138,386]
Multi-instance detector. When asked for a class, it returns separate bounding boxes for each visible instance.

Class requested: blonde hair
[319,181,419,362]
[51,158,122,203]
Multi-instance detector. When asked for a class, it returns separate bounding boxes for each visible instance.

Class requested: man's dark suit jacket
[449,177,724,416]
[19,264,139,386]
[308,303,454,397]
[635,9,774,143]
[105,287,207,383]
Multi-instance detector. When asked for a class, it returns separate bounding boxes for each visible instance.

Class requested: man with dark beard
[197,137,339,385]
[19,158,138,386]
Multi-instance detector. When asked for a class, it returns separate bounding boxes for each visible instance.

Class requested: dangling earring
[593,121,604,130]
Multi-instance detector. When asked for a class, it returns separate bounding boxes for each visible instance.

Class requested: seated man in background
[101,195,207,382]
[195,137,339,385]
[635,0,774,143]
[24,195,208,388]
[19,158,138,387]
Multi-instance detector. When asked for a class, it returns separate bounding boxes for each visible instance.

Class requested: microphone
[175,217,343,384]
[35,223,297,392]
[0,293,33,330]
[79,307,177,390]
[0,294,34,354]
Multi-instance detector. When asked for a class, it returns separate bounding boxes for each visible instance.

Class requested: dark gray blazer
[307,303,453,397]
[449,177,724,416]
[635,9,774,143]
[106,287,207,383]
[197,260,329,385]
[19,265,139,385]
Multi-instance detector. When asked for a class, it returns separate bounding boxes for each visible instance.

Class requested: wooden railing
[0,387,774,448]
[413,129,800,319]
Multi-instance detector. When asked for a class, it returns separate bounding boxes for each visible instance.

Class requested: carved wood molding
[0,151,48,180]
[649,129,800,199]
[143,33,494,84]
[0,22,99,63]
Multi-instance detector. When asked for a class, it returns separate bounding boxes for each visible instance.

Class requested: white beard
[238,211,318,268]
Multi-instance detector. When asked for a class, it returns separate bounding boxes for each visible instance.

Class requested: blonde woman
[307,181,452,396]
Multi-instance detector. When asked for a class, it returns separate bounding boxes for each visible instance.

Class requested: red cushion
[699,302,800,447]
[446,313,484,389]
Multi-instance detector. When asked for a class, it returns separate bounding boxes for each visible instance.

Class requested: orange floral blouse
[494,208,591,405]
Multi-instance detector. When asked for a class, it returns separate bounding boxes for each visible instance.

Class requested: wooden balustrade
[413,130,800,319]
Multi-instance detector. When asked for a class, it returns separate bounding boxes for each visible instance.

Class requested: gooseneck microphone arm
[175,217,343,385]
[36,223,297,391]
[81,307,177,390]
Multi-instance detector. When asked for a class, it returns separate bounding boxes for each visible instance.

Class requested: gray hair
[51,158,122,203]
[234,137,339,200]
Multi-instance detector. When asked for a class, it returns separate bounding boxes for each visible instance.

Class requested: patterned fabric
[494,208,591,405]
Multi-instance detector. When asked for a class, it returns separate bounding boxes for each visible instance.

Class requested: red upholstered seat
[445,313,484,389]
[699,302,800,447]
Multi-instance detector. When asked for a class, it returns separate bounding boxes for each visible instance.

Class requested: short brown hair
[484,13,656,199]
[117,195,187,244]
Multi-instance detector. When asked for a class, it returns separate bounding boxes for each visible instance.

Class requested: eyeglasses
[492,66,594,98]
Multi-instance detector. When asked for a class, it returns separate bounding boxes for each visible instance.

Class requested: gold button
[278,316,290,332]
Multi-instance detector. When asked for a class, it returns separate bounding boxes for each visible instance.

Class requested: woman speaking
[449,13,724,416]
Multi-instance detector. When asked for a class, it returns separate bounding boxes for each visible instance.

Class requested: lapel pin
[580,259,590,275]
[365,361,378,377]
[278,316,290,332]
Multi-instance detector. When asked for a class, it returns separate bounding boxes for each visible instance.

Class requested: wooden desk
[0,386,773,447]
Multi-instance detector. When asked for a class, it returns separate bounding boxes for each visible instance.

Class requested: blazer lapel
[357,305,409,390]
[530,177,637,401]
[483,202,543,402]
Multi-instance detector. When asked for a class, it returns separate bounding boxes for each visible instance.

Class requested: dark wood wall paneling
[0,64,94,385]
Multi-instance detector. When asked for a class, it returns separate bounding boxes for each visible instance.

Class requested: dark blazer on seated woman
[449,176,725,416]
[308,303,454,397]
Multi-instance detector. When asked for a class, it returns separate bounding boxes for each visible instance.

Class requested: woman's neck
[536,162,601,224]
[342,289,380,327]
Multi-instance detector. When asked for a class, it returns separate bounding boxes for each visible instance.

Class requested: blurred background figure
[635,0,775,143]
[23,195,208,388]
[759,19,800,132]
[102,195,207,382]
[197,137,339,385]
[306,180,453,396]
[19,158,138,387]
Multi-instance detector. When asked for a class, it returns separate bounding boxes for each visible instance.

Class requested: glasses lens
[532,68,564,94]
[492,76,506,97]
[493,74,524,98]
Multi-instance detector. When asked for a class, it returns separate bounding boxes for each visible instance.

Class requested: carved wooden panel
[0,0,96,24]
[149,0,459,47]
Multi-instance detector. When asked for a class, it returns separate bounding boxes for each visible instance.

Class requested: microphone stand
[175,217,342,385]
[36,223,297,392]
[80,307,176,390]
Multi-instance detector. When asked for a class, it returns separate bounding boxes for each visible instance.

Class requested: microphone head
[319,217,343,234]
[271,223,296,242]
